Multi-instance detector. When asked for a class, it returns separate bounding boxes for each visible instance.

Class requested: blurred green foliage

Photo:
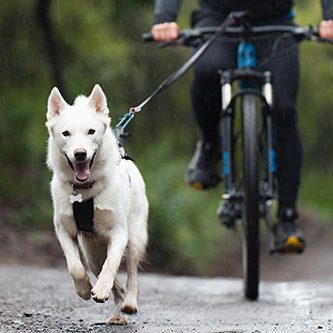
[0,0,332,274]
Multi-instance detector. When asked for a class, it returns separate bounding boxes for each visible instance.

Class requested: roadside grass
[300,169,333,222]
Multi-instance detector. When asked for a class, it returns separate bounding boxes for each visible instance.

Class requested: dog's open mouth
[74,161,90,182]
[66,152,96,183]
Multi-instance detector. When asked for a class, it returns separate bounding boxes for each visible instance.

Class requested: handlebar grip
[142,32,154,42]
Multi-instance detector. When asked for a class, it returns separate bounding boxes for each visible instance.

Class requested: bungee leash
[114,12,244,141]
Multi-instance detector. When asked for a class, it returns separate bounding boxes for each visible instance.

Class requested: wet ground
[1,211,333,332]
[1,265,333,333]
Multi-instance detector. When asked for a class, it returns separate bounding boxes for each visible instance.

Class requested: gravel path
[1,265,333,333]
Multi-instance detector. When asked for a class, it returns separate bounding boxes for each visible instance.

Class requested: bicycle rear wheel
[241,94,260,300]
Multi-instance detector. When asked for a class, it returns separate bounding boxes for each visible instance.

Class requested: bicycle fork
[220,71,275,185]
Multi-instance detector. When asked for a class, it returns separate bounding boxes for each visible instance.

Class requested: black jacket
[153,0,333,24]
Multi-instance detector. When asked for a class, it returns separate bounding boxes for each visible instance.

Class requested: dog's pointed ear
[47,87,68,120]
[89,84,109,115]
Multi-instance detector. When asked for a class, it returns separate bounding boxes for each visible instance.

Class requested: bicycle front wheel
[241,94,260,301]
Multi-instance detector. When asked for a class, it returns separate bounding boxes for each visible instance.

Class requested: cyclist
[151,1,333,252]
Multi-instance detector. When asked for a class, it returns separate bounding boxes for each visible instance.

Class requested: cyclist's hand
[151,22,180,42]
[319,20,333,39]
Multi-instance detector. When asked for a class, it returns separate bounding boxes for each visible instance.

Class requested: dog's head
[46,84,110,183]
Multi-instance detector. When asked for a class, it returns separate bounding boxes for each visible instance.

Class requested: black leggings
[191,14,302,211]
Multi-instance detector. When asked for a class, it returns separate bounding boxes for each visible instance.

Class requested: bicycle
[140,11,333,301]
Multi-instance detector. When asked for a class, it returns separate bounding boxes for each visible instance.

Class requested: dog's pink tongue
[74,162,90,182]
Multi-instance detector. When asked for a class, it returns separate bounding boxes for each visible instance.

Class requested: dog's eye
[62,130,70,137]
[88,129,96,135]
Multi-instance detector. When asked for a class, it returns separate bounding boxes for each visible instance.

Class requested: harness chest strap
[73,198,95,234]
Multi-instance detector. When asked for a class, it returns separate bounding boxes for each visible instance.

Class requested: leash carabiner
[115,111,135,144]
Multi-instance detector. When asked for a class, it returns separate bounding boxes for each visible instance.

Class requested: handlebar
[143,24,333,47]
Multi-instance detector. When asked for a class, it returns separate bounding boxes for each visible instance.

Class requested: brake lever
[308,25,320,40]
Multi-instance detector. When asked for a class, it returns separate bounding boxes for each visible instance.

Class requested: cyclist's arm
[151,0,181,42]
[153,0,181,24]
[321,0,333,20]
[320,0,333,38]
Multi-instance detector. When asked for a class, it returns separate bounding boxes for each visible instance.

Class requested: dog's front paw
[91,281,111,303]
[106,314,128,326]
[73,273,92,300]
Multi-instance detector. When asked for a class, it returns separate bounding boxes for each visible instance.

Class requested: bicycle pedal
[220,218,236,229]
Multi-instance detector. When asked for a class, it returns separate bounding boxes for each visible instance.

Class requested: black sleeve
[321,0,333,19]
[153,0,182,24]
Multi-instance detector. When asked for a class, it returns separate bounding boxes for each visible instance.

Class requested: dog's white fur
[46,84,148,325]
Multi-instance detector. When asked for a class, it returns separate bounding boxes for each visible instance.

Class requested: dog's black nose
[74,149,87,161]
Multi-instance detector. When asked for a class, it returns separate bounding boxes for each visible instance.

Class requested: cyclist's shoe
[274,208,305,254]
[186,140,221,190]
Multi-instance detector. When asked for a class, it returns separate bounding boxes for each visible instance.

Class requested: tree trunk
[36,0,68,99]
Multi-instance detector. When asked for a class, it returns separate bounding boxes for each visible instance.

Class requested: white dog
[46,84,148,325]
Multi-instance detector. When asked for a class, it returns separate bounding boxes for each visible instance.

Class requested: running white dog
[46,84,148,325]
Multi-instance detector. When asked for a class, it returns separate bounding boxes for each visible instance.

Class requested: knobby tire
[241,94,260,301]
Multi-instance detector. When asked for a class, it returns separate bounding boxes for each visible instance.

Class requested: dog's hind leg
[121,248,140,314]
[121,225,148,314]
[113,278,125,304]
[106,255,139,325]
[106,278,128,326]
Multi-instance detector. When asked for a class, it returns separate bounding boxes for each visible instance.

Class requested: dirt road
[1,265,333,333]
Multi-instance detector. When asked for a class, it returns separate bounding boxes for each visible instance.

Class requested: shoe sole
[274,235,305,254]
[189,177,222,191]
